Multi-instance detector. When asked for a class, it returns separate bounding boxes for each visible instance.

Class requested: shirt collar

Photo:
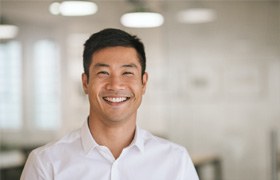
[81,120,145,154]
[81,120,99,154]
[129,126,145,152]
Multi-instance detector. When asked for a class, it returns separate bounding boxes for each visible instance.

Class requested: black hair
[83,28,146,78]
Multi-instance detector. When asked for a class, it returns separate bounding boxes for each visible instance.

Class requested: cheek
[132,83,146,95]
[87,81,101,96]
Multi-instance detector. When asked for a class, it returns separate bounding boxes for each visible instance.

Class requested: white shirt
[21,121,199,180]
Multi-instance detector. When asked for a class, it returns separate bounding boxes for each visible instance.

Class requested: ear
[142,72,148,94]
[82,73,89,94]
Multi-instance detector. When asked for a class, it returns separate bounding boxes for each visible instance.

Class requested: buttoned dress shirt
[20,121,199,180]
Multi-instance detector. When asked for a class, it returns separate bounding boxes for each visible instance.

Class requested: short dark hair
[83,28,146,78]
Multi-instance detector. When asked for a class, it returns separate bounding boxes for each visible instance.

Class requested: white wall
[143,2,280,180]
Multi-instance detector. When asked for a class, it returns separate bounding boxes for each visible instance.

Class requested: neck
[88,116,136,159]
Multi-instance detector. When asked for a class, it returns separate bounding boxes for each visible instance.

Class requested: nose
[105,75,125,91]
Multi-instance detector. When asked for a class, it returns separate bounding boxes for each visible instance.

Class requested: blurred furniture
[270,130,279,180]
[0,150,25,180]
[192,153,222,180]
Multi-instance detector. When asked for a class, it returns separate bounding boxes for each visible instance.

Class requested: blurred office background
[0,0,279,180]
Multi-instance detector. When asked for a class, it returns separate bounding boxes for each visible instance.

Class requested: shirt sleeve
[182,149,200,180]
[20,150,51,180]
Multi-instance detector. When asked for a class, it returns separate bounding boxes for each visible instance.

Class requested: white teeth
[105,97,127,103]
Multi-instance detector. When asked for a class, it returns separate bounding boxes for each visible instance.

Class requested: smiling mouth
[103,97,130,103]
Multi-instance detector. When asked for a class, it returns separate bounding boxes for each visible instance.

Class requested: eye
[97,71,109,77]
[123,71,134,76]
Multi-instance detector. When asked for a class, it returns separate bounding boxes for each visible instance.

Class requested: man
[21,28,199,180]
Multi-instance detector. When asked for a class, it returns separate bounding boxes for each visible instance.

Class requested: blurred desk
[0,150,25,180]
[0,150,25,169]
[278,151,280,174]
[192,153,222,180]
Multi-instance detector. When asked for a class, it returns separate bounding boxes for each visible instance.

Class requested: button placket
[110,160,120,180]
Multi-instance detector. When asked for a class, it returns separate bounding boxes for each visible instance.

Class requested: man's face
[82,46,148,125]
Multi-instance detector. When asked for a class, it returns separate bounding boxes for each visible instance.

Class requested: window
[33,40,60,130]
[0,41,22,129]
[0,39,61,131]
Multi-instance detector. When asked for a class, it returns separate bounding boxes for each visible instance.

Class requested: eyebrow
[93,63,110,68]
[122,63,138,69]
[93,63,138,69]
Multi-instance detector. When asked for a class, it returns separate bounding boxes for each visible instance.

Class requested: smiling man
[20,28,199,180]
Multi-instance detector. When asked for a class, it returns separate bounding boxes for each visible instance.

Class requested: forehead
[91,46,140,66]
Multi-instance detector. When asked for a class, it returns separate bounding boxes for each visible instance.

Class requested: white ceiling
[1,0,278,26]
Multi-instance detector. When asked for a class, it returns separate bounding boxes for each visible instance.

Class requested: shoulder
[30,128,81,161]
[139,129,199,179]
[139,129,197,174]
[21,128,83,179]
[140,128,189,156]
